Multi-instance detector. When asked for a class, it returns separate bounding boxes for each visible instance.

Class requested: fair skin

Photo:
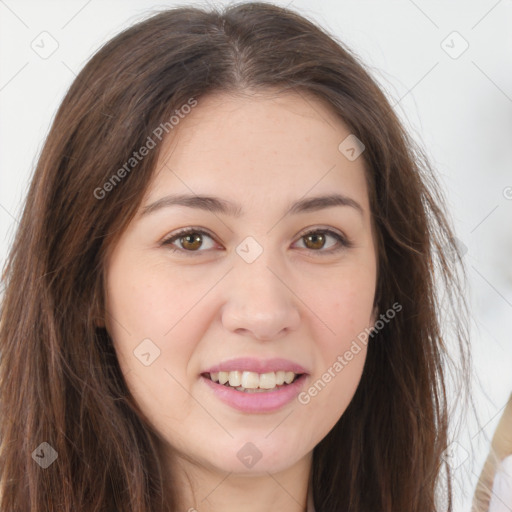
[102,90,378,512]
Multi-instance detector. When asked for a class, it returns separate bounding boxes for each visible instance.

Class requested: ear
[95,316,106,329]
[92,280,107,329]
[369,304,378,329]
[91,291,106,329]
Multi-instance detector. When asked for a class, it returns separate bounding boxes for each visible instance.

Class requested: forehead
[160,89,348,157]
[146,90,368,205]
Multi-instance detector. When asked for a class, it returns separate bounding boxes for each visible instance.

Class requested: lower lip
[200,374,308,413]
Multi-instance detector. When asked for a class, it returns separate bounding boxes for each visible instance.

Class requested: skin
[102,90,378,512]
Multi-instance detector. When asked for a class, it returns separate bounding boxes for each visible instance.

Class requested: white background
[1,1,511,510]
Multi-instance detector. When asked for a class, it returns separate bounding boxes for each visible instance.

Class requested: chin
[206,438,305,475]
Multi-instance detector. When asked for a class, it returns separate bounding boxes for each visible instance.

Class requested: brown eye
[303,232,327,250]
[162,227,351,257]
[180,232,203,251]
[295,229,350,254]
[162,229,216,254]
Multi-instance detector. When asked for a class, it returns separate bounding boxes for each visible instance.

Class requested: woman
[0,2,471,510]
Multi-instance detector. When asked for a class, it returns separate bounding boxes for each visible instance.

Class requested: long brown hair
[0,2,471,510]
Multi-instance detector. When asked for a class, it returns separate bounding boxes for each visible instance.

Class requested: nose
[220,249,301,341]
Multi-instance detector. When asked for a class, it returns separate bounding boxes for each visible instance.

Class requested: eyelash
[161,226,353,257]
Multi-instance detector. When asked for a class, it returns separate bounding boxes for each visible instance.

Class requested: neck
[162,447,313,512]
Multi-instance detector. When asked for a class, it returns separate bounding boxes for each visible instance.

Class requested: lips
[199,357,310,412]
[201,357,309,375]
[200,372,308,413]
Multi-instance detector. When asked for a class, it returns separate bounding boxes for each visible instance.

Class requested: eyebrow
[140,193,364,218]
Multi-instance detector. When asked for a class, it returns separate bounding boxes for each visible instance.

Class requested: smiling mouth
[201,370,304,393]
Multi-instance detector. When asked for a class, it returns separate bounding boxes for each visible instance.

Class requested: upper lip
[201,357,309,375]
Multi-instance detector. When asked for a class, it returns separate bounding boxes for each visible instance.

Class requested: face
[103,91,377,482]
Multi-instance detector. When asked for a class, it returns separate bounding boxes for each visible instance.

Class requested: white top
[488,455,512,512]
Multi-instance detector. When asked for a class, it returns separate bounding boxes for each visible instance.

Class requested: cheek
[307,264,376,354]
[104,255,210,418]
[297,265,374,425]
[303,342,367,441]
[105,255,204,353]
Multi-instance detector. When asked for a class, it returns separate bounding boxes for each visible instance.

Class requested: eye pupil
[304,233,325,250]
[182,233,202,250]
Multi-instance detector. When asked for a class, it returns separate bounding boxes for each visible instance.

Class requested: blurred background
[1,1,511,510]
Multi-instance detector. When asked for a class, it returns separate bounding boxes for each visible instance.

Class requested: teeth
[284,371,295,384]
[258,372,276,389]
[228,370,242,387]
[207,370,299,390]
[242,371,260,389]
